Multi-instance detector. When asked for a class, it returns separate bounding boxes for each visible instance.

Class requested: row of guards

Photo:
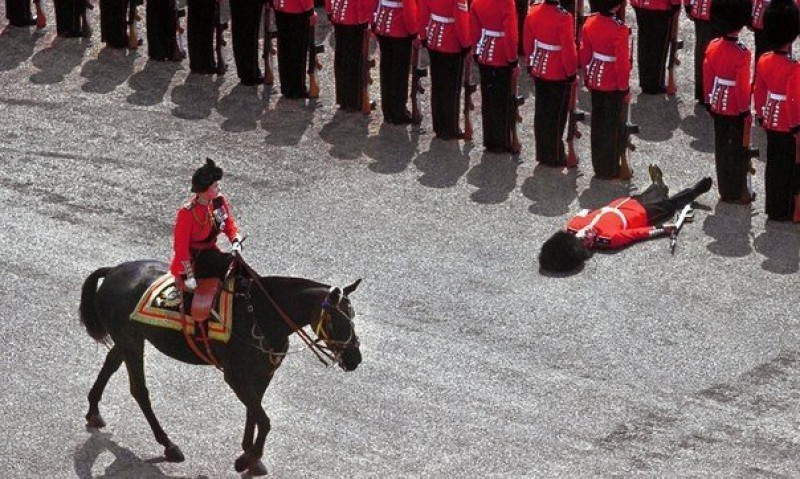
[4,0,800,221]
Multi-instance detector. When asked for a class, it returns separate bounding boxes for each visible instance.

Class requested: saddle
[189,278,222,323]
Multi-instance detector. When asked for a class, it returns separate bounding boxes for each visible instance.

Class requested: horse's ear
[343,279,361,296]
[326,288,342,307]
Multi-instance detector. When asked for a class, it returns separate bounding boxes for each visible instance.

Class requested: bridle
[313,296,360,369]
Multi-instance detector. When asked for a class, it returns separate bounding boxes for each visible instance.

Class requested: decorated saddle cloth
[130,273,235,343]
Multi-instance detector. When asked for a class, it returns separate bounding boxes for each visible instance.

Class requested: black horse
[79,260,362,475]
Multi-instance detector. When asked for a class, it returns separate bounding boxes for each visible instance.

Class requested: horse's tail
[79,267,113,343]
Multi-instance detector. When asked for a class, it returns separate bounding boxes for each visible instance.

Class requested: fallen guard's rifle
[128,0,142,50]
[361,28,376,113]
[214,0,228,75]
[510,66,525,154]
[566,0,585,167]
[669,203,695,254]
[263,1,278,85]
[33,0,46,28]
[619,20,637,180]
[410,42,427,124]
[307,17,324,99]
[463,53,477,140]
[743,115,760,201]
[665,7,683,95]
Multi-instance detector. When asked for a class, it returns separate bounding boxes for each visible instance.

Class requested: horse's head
[314,279,362,371]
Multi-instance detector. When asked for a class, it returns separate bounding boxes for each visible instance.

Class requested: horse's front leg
[227,376,272,473]
[241,410,267,476]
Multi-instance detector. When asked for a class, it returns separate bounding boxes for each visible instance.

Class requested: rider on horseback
[170,158,243,292]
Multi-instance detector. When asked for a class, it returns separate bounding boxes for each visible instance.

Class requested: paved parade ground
[2,4,799,478]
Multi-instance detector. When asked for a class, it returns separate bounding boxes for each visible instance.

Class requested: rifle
[619,26,637,180]
[33,0,46,28]
[665,8,683,95]
[669,203,695,254]
[510,66,524,154]
[361,28,376,113]
[214,0,228,75]
[128,0,141,50]
[566,0,585,168]
[410,42,427,124]
[463,53,477,140]
[263,2,278,85]
[743,115,759,201]
[307,18,324,99]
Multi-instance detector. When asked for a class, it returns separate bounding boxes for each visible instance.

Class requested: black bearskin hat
[592,0,624,14]
[538,231,592,273]
[710,0,752,35]
[191,158,223,193]
[764,0,800,49]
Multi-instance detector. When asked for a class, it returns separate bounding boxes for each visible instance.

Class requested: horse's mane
[259,276,329,294]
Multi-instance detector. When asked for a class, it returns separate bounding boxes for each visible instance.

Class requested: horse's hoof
[249,460,268,476]
[234,452,256,473]
[164,444,185,462]
[85,413,106,429]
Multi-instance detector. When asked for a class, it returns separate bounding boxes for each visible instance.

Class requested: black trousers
[187,0,215,72]
[334,23,368,111]
[192,249,234,280]
[100,0,129,48]
[590,90,626,179]
[479,63,514,152]
[534,77,570,166]
[54,0,87,36]
[146,0,180,61]
[5,0,33,25]
[693,20,719,102]
[428,49,464,139]
[635,179,712,223]
[765,130,798,220]
[634,7,672,94]
[377,35,413,123]
[230,0,263,83]
[276,9,311,98]
[712,114,748,202]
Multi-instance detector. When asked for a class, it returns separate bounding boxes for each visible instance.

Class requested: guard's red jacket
[170,195,240,277]
[788,64,800,129]
[566,197,660,249]
[470,0,518,66]
[523,1,577,80]
[373,0,418,37]
[754,51,795,132]
[274,0,314,13]
[580,13,630,91]
[684,0,711,21]
[327,0,378,25]
[703,37,751,116]
[418,0,471,53]
[631,0,680,11]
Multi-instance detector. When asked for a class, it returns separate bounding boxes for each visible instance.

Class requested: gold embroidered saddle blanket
[130,273,235,343]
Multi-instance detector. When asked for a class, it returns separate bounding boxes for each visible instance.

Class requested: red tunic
[631,0,680,11]
[703,37,751,116]
[684,0,711,21]
[579,13,630,92]
[418,0,471,53]
[522,2,577,80]
[373,0,418,36]
[274,0,314,13]
[754,51,795,132]
[326,0,378,25]
[788,64,800,129]
[566,197,657,249]
[169,195,240,276]
[470,0,518,67]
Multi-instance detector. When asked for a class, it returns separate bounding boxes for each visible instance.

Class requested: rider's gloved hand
[184,275,197,291]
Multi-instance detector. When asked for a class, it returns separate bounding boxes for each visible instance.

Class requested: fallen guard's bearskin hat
[191,158,223,193]
[710,0,752,35]
[592,0,624,14]
[764,0,800,49]
[538,231,593,273]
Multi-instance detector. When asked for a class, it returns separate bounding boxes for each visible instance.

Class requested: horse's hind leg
[86,345,124,428]
[123,348,185,463]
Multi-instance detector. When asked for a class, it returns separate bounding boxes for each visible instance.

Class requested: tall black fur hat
[538,231,592,273]
[592,0,624,14]
[764,0,800,49]
[710,0,752,35]
[191,158,223,193]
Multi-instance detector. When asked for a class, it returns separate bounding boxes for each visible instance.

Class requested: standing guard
[54,0,90,37]
[4,0,38,26]
[187,0,222,74]
[230,0,265,85]
[327,0,378,111]
[418,0,472,139]
[703,0,753,203]
[274,0,317,98]
[523,0,578,166]
[100,0,135,48]
[373,0,419,124]
[755,0,799,220]
[147,0,182,61]
[580,0,631,179]
[631,0,681,94]
[685,0,719,103]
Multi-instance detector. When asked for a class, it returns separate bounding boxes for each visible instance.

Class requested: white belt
[535,40,561,51]
[598,207,628,230]
[768,91,787,101]
[592,52,616,62]
[431,14,455,23]
[380,0,402,7]
[714,77,736,87]
[482,29,504,38]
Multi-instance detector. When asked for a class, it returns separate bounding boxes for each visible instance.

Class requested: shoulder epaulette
[557,5,568,14]
[182,199,195,210]
[736,41,746,51]
[614,16,624,26]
